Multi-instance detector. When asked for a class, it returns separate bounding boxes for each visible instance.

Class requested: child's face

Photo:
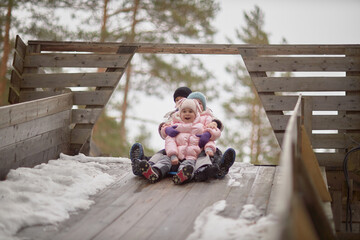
[195,99,204,111]
[175,96,185,103]
[180,108,196,123]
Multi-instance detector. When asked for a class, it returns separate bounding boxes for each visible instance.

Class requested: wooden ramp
[16,163,278,240]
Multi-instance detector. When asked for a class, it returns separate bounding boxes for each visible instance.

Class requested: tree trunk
[0,0,13,106]
[118,0,140,144]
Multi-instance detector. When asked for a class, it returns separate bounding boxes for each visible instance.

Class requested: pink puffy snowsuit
[165,105,221,161]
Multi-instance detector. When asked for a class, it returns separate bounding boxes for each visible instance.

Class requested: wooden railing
[0,92,73,180]
[270,95,336,240]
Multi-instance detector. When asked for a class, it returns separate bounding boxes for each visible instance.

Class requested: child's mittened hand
[206,122,217,129]
[171,157,179,165]
[165,126,179,137]
[206,150,214,157]
[196,131,211,148]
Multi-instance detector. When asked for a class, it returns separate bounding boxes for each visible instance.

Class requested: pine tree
[83,0,220,156]
[0,0,89,105]
[221,6,280,164]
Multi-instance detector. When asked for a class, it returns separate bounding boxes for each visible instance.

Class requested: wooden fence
[0,93,72,180]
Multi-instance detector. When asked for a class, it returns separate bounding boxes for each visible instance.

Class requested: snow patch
[0,154,127,240]
[186,200,278,240]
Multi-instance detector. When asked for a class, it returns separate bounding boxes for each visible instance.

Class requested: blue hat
[188,92,206,110]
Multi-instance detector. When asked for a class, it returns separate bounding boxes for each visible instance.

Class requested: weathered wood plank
[269,114,360,131]
[10,70,21,93]
[21,72,123,88]
[260,95,360,111]
[73,91,113,106]
[219,165,259,218]
[266,166,282,215]
[312,133,360,148]
[19,91,66,102]
[24,53,131,68]
[246,166,276,214]
[92,179,176,240]
[70,128,93,144]
[53,174,169,240]
[0,127,70,180]
[12,52,24,75]
[301,126,332,202]
[27,41,360,55]
[253,77,360,92]
[316,153,344,168]
[0,110,71,148]
[8,87,19,104]
[15,35,26,58]
[0,92,72,128]
[244,56,360,72]
[72,109,102,124]
[116,179,197,240]
[148,178,233,240]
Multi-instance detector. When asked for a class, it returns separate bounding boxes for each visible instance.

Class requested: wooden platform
[16,162,279,240]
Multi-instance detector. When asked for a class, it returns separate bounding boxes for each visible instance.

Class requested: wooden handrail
[270,96,336,240]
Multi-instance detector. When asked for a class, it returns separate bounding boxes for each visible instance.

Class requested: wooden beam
[242,56,360,72]
[24,53,132,68]
[260,95,360,111]
[21,72,123,88]
[26,41,360,55]
[0,92,73,128]
[253,77,360,92]
[301,125,332,202]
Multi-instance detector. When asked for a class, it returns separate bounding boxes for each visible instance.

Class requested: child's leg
[173,159,195,185]
[193,151,219,181]
[139,155,171,183]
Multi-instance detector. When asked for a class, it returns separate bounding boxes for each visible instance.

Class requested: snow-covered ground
[0,154,278,240]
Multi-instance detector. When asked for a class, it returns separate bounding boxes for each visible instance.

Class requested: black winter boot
[217,148,236,179]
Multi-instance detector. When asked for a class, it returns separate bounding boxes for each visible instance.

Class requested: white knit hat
[179,99,198,113]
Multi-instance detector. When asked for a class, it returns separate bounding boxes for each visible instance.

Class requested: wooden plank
[15,35,26,59]
[27,41,360,54]
[0,110,71,148]
[266,166,282,214]
[245,166,276,214]
[244,56,360,72]
[73,91,113,106]
[91,179,176,240]
[72,109,102,124]
[312,133,360,148]
[118,179,199,240]
[260,95,360,111]
[332,191,342,231]
[147,178,232,240]
[268,114,360,131]
[70,128,92,144]
[24,53,131,68]
[0,127,70,180]
[301,126,332,202]
[253,77,360,92]
[9,70,22,93]
[46,172,141,240]
[292,196,319,240]
[316,153,345,168]
[21,72,123,88]
[12,52,24,75]
[219,165,259,218]
[8,87,19,104]
[19,90,65,102]
[0,92,72,128]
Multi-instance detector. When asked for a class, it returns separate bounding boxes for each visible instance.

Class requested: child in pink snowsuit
[165,98,220,184]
